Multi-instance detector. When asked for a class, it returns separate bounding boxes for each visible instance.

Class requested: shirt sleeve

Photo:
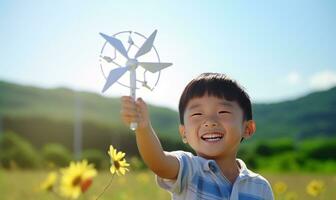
[156,151,194,194]
[263,178,275,200]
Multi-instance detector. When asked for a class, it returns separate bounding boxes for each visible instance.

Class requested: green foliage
[41,143,72,167]
[255,139,294,156]
[238,144,258,170]
[299,138,336,160]
[257,153,303,172]
[160,136,194,153]
[81,149,106,169]
[3,116,138,157]
[0,131,40,168]
[240,138,336,172]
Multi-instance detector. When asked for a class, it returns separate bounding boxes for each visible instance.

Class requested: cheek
[187,116,203,125]
[184,121,197,131]
[219,116,235,125]
[184,119,201,136]
[222,118,244,133]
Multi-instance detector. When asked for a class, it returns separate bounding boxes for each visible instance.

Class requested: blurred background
[0,0,335,199]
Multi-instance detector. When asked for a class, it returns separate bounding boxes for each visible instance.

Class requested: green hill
[0,80,335,151]
[0,81,178,134]
[0,81,179,153]
[253,87,336,140]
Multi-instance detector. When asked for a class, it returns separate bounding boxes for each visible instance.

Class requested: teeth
[201,133,223,141]
[204,137,221,142]
[202,134,223,139]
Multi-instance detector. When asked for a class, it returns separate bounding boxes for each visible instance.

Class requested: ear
[243,120,256,139]
[179,125,187,143]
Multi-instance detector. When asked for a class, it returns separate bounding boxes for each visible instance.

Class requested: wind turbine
[99,30,172,130]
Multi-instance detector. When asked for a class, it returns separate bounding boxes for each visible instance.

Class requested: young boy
[121,73,274,200]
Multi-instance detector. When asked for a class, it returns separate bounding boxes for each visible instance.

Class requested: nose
[203,118,218,127]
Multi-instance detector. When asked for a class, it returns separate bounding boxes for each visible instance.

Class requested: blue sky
[1,0,335,110]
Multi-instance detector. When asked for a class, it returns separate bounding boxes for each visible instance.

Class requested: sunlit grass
[265,172,336,199]
[1,169,336,199]
[0,169,170,200]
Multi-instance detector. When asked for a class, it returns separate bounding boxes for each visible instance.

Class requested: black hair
[178,73,252,125]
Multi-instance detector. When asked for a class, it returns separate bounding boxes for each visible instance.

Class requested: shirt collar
[202,159,217,172]
[236,158,259,178]
[201,158,259,178]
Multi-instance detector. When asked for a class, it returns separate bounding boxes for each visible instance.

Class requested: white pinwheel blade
[134,30,157,58]
[99,33,129,59]
[102,67,129,93]
[138,62,172,73]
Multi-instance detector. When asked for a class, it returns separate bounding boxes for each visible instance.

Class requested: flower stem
[95,175,115,200]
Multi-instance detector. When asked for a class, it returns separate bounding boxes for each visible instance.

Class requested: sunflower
[306,179,325,197]
[60,160,97,199]
[40,172,58,191]
[273,181,287,195]
[108,145,130,176]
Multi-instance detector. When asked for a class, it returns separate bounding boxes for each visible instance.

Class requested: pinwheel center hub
[126,59,138,70]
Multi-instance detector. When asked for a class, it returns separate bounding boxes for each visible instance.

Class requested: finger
[122,113,142,125]
[121,96,133,101]
[120,110,137,118]
[121,101,136,109]
[121,96,136,105]
[121,104,137,111]
[136,98,148,114]
[121,112,137,119]
[136,97,146,108]
[121,99,137,110]
[121,111,140,120]
[122,96,136,105]
[122,115,136,122]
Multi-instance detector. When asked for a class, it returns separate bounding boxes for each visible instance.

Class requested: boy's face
[179,95,255,159]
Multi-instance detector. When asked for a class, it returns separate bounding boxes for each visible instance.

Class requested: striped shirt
[156,151,274,200]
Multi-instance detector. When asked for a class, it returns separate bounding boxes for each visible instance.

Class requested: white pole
[129,68,137,131]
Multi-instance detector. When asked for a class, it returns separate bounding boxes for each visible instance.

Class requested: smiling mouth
[201,132,224,142]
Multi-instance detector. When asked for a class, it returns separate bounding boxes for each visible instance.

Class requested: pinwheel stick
[130,68,137,131]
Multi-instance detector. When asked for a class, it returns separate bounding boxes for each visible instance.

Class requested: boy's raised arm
[120,96,179,180]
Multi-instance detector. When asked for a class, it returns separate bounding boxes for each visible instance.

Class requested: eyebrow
[188,101,233,111]
[219,102,233,107]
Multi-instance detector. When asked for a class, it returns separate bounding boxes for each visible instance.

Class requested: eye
[191,113,202,117]
[219,111,230,114]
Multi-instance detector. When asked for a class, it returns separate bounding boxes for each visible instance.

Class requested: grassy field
[1,169,335,200]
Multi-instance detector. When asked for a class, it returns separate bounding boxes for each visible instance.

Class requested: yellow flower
[306,179,325,197]
[273,181,287,195]
[60,160,97,199]
[40,172,58,191]
[108,145,130,176]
